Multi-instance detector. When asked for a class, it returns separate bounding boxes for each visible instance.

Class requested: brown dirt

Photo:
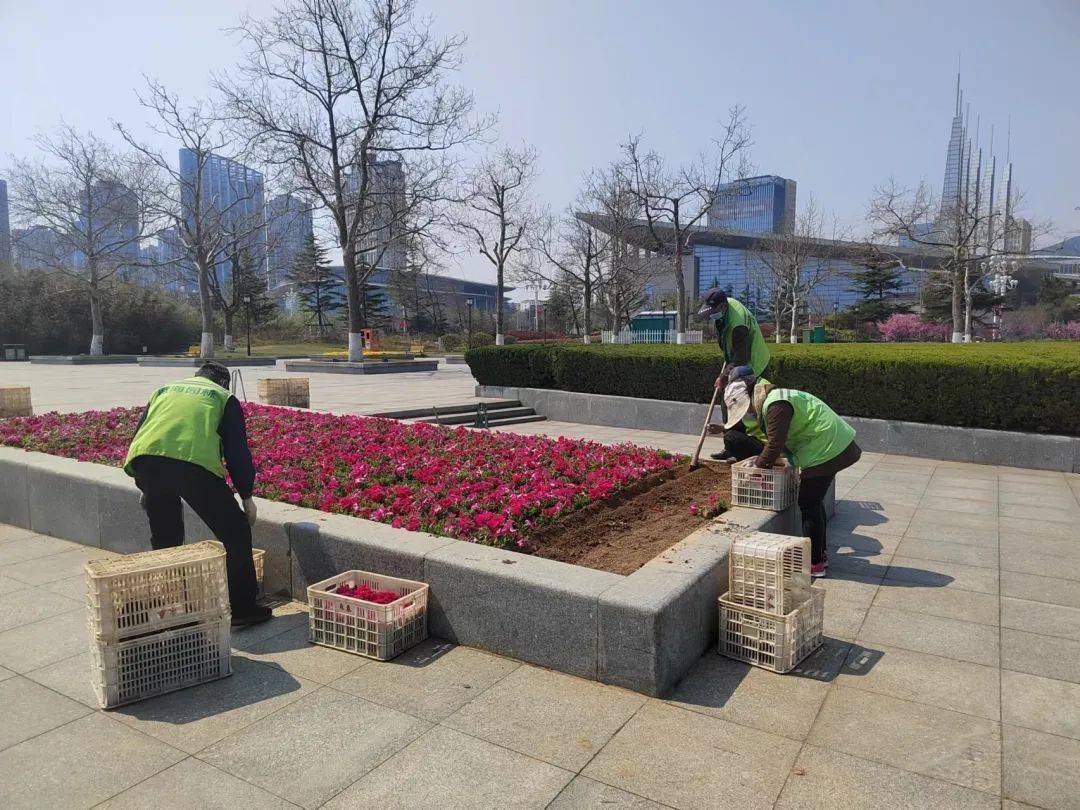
[526,462,732,576]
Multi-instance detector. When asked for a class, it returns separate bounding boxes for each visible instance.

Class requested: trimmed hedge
[465,342,1080,435]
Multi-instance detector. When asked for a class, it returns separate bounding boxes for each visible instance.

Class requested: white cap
[722,381,753,429]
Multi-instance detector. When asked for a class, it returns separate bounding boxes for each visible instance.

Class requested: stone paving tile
[827,514,912,537]
[242,624,370,684]
[894,536,999,569]
[884,556,999,594]
[926,485,999,504]
[827,551,893,580]
[873,584,1000,626]
[1000,516,1076,542]
[1002,724,1080,810]
[547,775,666,809]
[0,534,83,566]
[665,640,846,741]
[0,546,115,586]
[1001,628,1080,685]
[837,643,1000,721]
[229,603,310,651]
[839,485,924,508]
[332,639,520,723]
[582,701,800,810]
[856,607,999,667]
[97,757,300,809]
[807,685,1001,794]
[999,501,1080,524]
[0,586,83,632]
[827,528,902,556]
[812,572,881,609]
[443,665,645,772]
[0,575,29,596]
[919,495,997,516]
[24,651,98,707]
[0,712,184,810]
[999,531,1080,561]
[0,676,92,751]
[1001,596,1080,641]
[110,655,318,754]
[1001,570,1080,609]
[1001,548,1080,581]
[1001,669,1080,741]
[823,598,870,641]
[999,488,1078,509]
[775,744,999,810]
[199,687,429,809]
[903,518,999,547]
[0,527,37,545]
[325,725,573,809]
[0,608,88,673]
[0,664,14,682]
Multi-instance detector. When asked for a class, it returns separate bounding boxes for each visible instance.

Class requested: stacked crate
[718,532,824,673]
[730,457,798,511]
[0,386,32,418]
[257,377,309,408]
[85,542,231,708]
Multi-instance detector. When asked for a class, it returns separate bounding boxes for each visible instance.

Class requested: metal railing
[601,329,703,345]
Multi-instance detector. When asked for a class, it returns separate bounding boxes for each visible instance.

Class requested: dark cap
[696,287,729,318]
[196,361,231,389]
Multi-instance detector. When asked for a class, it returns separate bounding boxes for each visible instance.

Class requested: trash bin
[801,329,812,344]
[812,326,826,343]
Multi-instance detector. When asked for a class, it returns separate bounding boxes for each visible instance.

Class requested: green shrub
[466,342,1080,435]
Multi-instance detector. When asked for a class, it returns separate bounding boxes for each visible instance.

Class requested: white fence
[601,330,703,345]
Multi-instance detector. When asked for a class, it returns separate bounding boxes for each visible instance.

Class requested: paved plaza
[1,363,1079,808]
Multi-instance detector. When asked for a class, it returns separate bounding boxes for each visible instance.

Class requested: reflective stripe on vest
[761,388,855,470]
[124,376,230,479]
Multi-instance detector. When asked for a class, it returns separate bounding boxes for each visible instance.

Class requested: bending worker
[697,288,770,461]
[123,361,271,626]
[721,378,861,578]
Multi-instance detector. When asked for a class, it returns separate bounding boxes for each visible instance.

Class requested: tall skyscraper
[12,225,69,271]
[708,175,796,234]
[0,179,11,271]
[179,149,266,288]
[347,157,407,273]
[939,76,966,218]
[74,180,141,281]
[266,194,313,291]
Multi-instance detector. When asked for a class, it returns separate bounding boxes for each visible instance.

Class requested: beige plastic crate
[308,570,428,661]
[731,458,799,511]
[0,386,32,418]
[258,377,309,408]
[719,586,825,673]
[728,532,811,615]
[204,540,265,590]
[91,617,231,708]
[85,542,229,642]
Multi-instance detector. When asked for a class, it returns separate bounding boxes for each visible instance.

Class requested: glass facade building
[709,175,796,233]
[266,194,313,292]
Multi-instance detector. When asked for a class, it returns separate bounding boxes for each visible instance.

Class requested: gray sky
[3,0,1078,289]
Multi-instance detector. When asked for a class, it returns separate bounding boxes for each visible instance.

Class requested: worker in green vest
[124,362,270,626]
[697,288,770,461]
[722,379,862,578]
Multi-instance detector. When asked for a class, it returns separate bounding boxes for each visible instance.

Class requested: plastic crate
[258,377,309,408]
[204,540,265,590]
[308,570,428,661]
[728,532,811,615]
[730,458,799,511]
[91,617,231,708]
[85,542,229,642]
[0,386,32,418]
[718,586,825,673]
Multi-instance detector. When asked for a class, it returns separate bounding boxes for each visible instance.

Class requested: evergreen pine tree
[848,261,912,323]
[287,233,344,338]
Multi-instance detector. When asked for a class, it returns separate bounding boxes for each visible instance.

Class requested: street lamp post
[465,298,474,349]
[243,294,252,357]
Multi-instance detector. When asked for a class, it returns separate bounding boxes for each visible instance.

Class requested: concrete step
[420,407,538,425]
[485,414,549,427]
[373,400,522,420]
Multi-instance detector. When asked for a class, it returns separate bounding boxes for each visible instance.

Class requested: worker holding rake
[721,378,862,578]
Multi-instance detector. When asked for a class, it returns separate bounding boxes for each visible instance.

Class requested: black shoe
[231,604,273,628]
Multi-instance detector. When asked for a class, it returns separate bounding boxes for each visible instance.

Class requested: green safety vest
[720,298,770,376]
[124,376,231,479]
[761,388,855,470]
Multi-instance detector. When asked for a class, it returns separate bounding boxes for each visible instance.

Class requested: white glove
[242,497,257,526]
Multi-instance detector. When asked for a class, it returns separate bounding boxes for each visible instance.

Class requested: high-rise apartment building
[0,179,11,271]
[266,194,313,291]
[708,175,797,234]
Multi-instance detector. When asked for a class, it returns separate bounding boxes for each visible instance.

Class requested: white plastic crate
[728,532,811,615]
[0,386,32,418]
[205,540,266,590]
[730,458,799,511]
[91,617,231,708]
[85,542,229,643]
[308,570,428,661]
[718,586,825,673]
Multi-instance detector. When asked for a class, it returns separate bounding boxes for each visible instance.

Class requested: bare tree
[218,0,488,360]
[7,126,153,355]
[117,79,264,358]
[755,197,835,343]
[614,108,751,332]
[455,144,538,344]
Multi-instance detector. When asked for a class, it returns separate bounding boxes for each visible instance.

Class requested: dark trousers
[131,456,259,611]
[722,422,764,461]
[799,441,863,564]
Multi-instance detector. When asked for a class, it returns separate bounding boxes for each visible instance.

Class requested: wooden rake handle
[690,383,722,469]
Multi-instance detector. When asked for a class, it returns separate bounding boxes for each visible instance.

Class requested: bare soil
[526,462,732,576]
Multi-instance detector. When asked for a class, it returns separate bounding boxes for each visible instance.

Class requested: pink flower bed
[0,404,675,549]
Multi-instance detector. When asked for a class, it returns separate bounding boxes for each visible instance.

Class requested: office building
[179,149,266,288]
[708,175,796,234]
[0,179,11,271]
[73,180,141,281]
[346,157,407,275]
[266,194,313,292]
[1005,217,1032,254]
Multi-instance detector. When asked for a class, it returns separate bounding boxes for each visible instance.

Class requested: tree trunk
[344,251,364,361]
[88,282,104,356]
[789,289,799,344]
[223,309,235,353]
[198,260,215,358]
[495,261,505,345]
[674,251,687,334]
[962,265,973,343]
[583,272,592,343]
[950,264,964,343]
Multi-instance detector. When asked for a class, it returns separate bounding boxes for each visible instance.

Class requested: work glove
[242,497,257,527]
